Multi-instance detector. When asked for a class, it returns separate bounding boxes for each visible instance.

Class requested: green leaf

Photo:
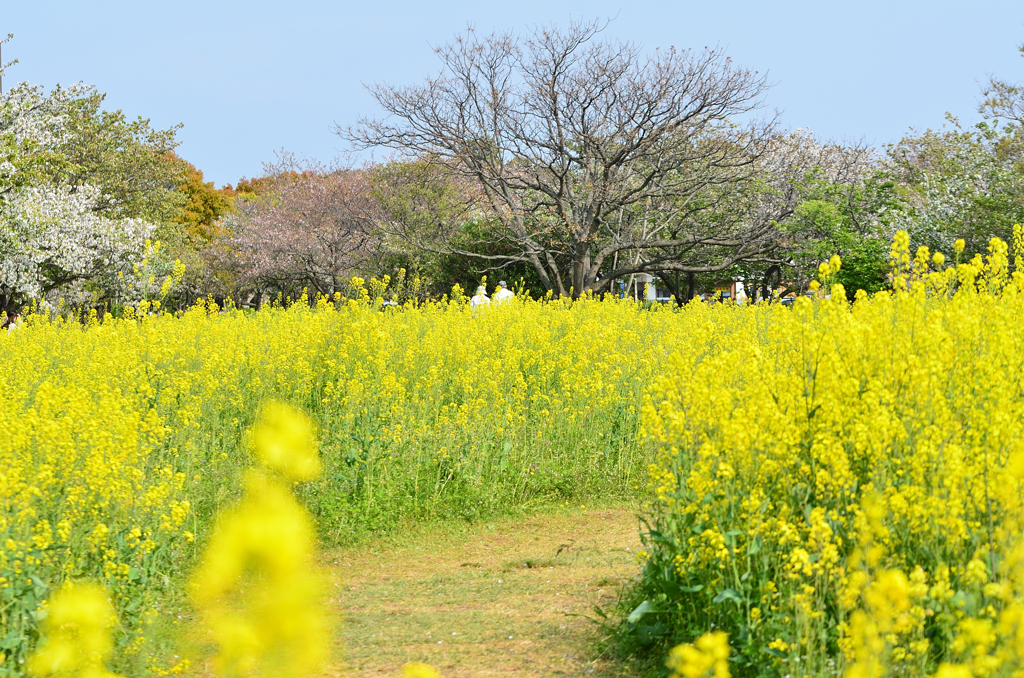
[713,588,743,605]
[628,600,655,624]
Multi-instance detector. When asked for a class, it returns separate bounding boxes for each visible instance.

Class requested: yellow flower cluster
[2,278,687,672]
[248,401,321,481]
[13,225,1024,677]
[189,403,328,677]
[666,631,731,678]
[639,227,1024,676]
[24,405,329,678]
[401,662,444,678]
[28,582,123,678]
[0,317,193,672]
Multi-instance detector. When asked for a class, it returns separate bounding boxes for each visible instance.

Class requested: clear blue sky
[5,1,1023,188]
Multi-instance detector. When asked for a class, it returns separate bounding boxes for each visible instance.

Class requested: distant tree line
[2,27,1022,318]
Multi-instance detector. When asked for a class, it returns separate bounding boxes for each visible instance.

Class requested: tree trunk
[661,273,682,306]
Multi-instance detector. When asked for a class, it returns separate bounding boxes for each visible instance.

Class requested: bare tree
[224,156,375,300]
[981,41,1024,124]
[345,20,785,297]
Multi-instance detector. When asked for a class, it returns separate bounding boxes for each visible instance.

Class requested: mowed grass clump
[1,292,698,672]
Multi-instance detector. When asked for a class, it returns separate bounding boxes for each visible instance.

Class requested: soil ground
[323,504,647,678]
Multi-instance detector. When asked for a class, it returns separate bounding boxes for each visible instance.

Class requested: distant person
[470,285,490,310]
[493,280,514,304]
[3,313,21,332]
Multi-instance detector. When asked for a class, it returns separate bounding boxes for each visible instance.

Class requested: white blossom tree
[886,115,1024,258]
[0,70,156,316]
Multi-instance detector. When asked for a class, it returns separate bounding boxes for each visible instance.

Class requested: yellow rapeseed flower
[666,631,730,678]
[249,401,321,481]
[28,582,122,678]
[402,662,443,678]
[190,406,328,677]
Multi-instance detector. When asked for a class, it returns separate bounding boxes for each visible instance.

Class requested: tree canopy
[0,54,233,315]
[0,80,156,313]
[346,21,798,297]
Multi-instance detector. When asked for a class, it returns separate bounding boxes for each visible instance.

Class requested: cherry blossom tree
[223,157,376,300]
[1,185,153,302]
[886,116,1024,258]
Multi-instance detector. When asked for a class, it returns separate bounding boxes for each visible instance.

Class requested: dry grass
[324,505,646,677]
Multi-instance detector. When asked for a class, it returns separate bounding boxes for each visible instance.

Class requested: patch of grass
[328,504,649,677]
[501,558,560,572]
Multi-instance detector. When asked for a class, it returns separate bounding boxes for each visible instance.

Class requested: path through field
[325,506,645,677]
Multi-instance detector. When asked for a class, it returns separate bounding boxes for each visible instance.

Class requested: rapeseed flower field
[3,229,1024,678]
[1,284,668,674]
[638,228,1024,677]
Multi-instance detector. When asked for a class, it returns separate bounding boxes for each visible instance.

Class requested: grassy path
[324,506,646,677]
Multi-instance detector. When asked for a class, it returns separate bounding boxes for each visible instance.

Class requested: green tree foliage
[664,135,894,301]
[780,165,897,297]
[421,220,547,298]
[55,93,240,308]
[369,159,545,295]
[34,83,233,248]
[796,201,888,294]
[55,91,187,223]
[1,47,235,312]
[981,40,1024,125]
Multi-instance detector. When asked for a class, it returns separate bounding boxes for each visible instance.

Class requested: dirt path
[324,506,645,677]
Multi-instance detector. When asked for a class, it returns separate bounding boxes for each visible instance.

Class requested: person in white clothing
[492,280,514,304]
[470,285,490,310]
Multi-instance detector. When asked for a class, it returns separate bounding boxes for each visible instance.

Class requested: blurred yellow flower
[249,401,321,481]
[666,631,730,678]
[190,469,328,678]
[402,661,443,678]
[29,582,122,678]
